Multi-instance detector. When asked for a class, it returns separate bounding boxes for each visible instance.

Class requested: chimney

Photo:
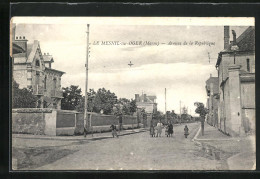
[232,30,237,46]
[224,26,230,50]
[210,73,212,78]
[143,94,147,102]
[15,36,28,54]
[135,94,139,102]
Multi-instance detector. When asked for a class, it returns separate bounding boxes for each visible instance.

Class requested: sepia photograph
[10,17,255,170]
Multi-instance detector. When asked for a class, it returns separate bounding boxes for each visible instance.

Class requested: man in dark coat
[168,121,174,137]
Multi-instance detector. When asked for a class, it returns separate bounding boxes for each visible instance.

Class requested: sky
[13,17,251,115]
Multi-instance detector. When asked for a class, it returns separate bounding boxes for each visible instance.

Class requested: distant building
[12,24,65,109]
[135,93,157,114]
[135,93,157,127]
[205,74,219,127]
[215,26,255,136]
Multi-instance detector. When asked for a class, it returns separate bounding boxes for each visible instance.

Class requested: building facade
[135,93,157,127]
[205,74,219,127]
[215,26,255,136]
[135,93,157,114]
[12,24,65,109]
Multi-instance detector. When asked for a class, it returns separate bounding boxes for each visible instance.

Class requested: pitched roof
[26,43,33,58]
[138,94,156,103]
[236,26,255,51]
[216,26,255,67]
[27,40,41,63]
[12,42,25,54]
[226,26,255,52]
[45,67,65,75]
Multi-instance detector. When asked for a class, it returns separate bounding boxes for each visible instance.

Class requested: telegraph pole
[179,100,182,124]
[165,88,167,123]
[84,24,90,137]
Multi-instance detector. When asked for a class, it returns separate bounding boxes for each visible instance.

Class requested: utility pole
[84,24,90,137]
[165,88,167,123]
[179,100,182,124]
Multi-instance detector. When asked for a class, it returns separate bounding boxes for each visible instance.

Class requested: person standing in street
[156,120,163,137]
[118,113,123,133]
[184,125,189,138]
[150,123,155,137]
[168,121,174,137]
[110,124,118,138]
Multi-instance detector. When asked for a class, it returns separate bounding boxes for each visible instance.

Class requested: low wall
[12,108,54,135]
[74,113,138,135]
[13,109,140,136]
[89,124,139,133]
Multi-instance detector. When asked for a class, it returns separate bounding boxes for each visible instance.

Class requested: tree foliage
[61,85,82,110]
[12,80,38,108]
[113,98,137,116]
[194,102,208,117]
[92,88,118,114]
[62,86,137,115]
[74,87,118,115]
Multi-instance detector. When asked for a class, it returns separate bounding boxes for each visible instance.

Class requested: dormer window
[36,59,40,67]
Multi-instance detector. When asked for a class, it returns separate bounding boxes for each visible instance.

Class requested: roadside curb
[192,125,201,142]
[13,129,148,141]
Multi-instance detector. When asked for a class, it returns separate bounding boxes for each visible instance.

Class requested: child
[184,125,189,138]
[165,125,169,137]
[110,124,118,138]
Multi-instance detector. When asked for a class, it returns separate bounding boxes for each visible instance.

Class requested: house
[205,74,219,127]
[11,24,65,109]
[135,93,157,114]
[135,93,157,127]
[215,26,255,136]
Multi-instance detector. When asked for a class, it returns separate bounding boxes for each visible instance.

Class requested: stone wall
[12,108,53,135]
[74,113,139,135]
[13,109,140,136]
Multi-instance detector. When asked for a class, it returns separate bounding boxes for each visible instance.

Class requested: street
[36,123,222,170]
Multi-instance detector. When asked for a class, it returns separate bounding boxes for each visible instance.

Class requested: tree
[12,80,38,108]
[115,98,137,116]
[61,85,82,110]
[75,88,98,112]
[194,102,208,117]
[194,102,208,136]
[93,88,118,114]
[76,88,118,115]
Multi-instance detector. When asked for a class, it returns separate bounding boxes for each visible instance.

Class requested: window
[53,78,57,90]
[247,59,250,72]
[44,76,47,90]
[36,59,40,67]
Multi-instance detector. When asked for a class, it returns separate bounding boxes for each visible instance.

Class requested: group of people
[110,117,190,138]
[150,121,190,138]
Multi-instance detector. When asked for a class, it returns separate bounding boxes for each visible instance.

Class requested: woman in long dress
[150,123,155,137]
[156,121,163,137]
[168,121,174,137]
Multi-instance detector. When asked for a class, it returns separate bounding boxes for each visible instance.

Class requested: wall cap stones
[12,108,53,113]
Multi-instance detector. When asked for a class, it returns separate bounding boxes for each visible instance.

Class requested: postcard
[11,17,255,170]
